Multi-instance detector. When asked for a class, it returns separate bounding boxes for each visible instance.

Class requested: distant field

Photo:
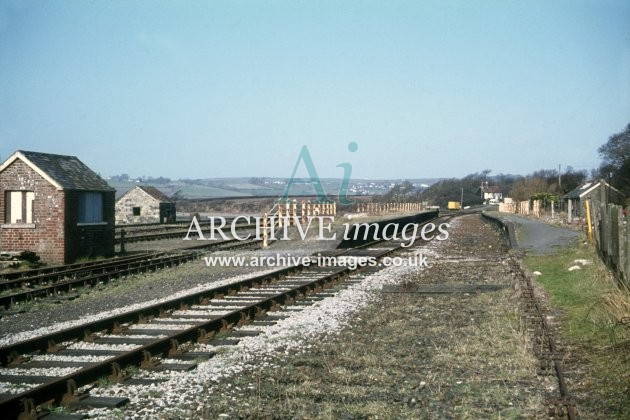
[107,177,439,199]
[173,185,248,198]
[109,180,254,199]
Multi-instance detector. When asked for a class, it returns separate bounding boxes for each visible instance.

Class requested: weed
[524,241,630,418]
[125,364,140,376]
[46,406,69,414]
[146,389,163,398]
[97,376,111,388]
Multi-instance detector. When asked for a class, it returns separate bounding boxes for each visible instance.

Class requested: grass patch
[523,240,630,417]
[194,289,545,419]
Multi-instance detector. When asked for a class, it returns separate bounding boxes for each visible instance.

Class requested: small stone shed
[0,150,115,263]
[115,186,176,224]
[564,179,623,220]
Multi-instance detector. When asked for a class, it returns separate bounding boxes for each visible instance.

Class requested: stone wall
[116,188,163,224]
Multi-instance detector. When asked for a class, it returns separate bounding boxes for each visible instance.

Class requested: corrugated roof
[2,150,114,191]
[137,186,172,202]
[564,182,594,199]
[564,180,621,200]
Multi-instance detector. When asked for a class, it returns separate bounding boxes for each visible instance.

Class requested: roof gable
[482,186,502,194]
[0,150,114,191]
[118,185,172,203]
[564,180,621,199]
[138,186,172,202]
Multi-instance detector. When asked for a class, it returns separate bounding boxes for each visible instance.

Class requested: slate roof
[2,150,114,191]
[137,186,173,203]
[475,185,502,195]
[481,185,502,194]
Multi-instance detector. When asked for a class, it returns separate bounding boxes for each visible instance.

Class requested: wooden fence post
[622,218,629,284]
[600,203,608,260]
[262,212,268,248]
[278,203,283,228]
[585,199,593,243]
[611,205,620,274]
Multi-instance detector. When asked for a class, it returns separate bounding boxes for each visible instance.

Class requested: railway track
[114,219,237,232]
[518,262,577,419]
[481,212,577,419]
[115,221,250,243]
[0,215,447,419]
[0,236,261,311]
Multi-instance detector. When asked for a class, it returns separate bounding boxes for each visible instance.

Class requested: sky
[1,0,629,180]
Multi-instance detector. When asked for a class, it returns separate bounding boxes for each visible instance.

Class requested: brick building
[115,186,176,224]
[0,150,115,264]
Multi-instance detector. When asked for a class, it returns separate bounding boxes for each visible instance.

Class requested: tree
[379,181,417,203]
[598,123,630,196]
[509,177,550,201]
[599,123,630,169]
[421,171,488,208]
[560,166,587,194]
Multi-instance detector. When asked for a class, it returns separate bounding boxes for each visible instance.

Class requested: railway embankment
[486,211,629,418]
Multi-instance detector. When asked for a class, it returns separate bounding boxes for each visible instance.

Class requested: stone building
[0,150,115,263]
[115,186,176,224]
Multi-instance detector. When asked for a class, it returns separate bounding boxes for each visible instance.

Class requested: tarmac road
[488,213,581,255]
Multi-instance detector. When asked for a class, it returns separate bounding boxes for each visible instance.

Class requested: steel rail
[0,238,260,310]
[0,245,399,419]
[0,212,445,418]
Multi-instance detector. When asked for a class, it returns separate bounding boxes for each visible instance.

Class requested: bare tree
[598,123,630,195]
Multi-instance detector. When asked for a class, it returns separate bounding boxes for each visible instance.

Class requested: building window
[4,191,35,224]
[132,207,141,216]
[79,192,103,223]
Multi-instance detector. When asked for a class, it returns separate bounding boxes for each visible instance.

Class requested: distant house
[0,150,115,263]
[564,179,623,219]
[115,186,176,224]
[477,182,503,203]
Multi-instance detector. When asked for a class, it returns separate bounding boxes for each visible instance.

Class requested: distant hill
[107,177,440,200]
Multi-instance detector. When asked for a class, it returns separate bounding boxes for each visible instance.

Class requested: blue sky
[1,0,629,180]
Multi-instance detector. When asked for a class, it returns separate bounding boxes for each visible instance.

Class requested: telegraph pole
[558,164,562,211]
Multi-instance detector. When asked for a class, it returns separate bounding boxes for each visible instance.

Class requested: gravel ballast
[73,214,553,419]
